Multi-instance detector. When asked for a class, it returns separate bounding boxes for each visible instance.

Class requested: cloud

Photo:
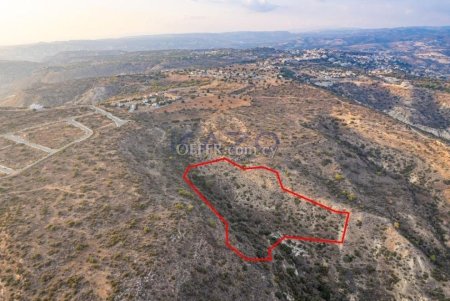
[192,0,278,13]
[242,0,277,12]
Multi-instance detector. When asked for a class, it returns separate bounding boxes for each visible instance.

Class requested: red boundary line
[183,157,351,262]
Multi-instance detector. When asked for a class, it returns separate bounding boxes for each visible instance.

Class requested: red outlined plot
[183,157,351,262]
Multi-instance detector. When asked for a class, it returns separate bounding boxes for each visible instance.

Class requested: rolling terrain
[0,28,449,301]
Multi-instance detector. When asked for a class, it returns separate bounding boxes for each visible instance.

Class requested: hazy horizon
[1,0,450,47]
[2,25,450,48]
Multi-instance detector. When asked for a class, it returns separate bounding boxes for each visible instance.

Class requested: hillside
[0,68,448,300]
[0,27,449,301]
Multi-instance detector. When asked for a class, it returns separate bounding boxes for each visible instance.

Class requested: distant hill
[1,27,450,62]
[0,31,297,62]
[0,49,265,106]
[1,26,449,107]
[295,26,450,49]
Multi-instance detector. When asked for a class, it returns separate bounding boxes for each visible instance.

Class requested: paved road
[91,106,128,127]
[0,106,126,179]
[2,134,55,153]
[67,118,94,140]
[1,117,94,179]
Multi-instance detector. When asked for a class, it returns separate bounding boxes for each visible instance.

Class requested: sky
[0,0,449,46]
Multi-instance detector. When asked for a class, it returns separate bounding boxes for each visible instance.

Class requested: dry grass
[0,143,47,170]
[19,122,85,150]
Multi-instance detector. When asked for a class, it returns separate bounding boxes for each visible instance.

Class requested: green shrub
[334,173,344,181]
[177,188,194,199]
